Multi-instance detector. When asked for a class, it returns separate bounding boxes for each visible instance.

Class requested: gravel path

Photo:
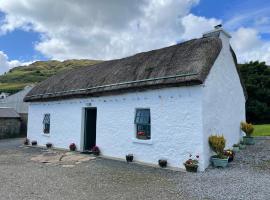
[0,138,269,200]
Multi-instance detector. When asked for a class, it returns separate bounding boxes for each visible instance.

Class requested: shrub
[241,122,254,136]
[208,135,226,158]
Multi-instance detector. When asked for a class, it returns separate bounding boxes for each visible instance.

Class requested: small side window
[43,114,50,134]
[135,109,151,140]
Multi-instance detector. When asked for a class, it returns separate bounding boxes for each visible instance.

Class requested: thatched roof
[25,36,224,102]
[0,108,20,118]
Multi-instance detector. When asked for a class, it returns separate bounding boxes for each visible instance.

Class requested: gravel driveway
[0,138,269,200]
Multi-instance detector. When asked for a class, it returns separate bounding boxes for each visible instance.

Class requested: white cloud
[181,14,221,40]
[0,0,269,65]
[231,27,270,64]
[0,0,200,60]
[0,51,30,74]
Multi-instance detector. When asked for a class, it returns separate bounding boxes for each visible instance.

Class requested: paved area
[0,138,270,200]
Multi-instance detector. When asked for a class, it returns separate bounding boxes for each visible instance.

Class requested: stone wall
[0,118,21,139]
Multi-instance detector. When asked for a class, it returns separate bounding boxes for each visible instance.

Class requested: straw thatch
[25,36,224,102]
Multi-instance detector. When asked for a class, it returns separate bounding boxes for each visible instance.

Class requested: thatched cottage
[24,27,246,171]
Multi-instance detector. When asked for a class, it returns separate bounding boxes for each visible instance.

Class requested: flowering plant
[137,131,145,136]
[69,143,76,151]
[224,149,234,157]
[184,154,199,167]
[91,145,100,156]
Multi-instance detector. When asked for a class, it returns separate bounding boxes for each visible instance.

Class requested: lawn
[253,124,270,136]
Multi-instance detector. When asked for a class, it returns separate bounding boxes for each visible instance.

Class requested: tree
[238,61,270,124]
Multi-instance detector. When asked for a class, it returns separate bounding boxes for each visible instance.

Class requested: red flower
[138,131,145,136]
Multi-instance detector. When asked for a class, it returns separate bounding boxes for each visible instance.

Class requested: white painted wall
[201,31,246,169]
[27,86,204,170]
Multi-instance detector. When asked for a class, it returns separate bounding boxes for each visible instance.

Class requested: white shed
[24,27,246,171]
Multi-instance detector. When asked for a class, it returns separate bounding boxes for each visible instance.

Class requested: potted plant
[31,140,37,146]
[46,142,53,148]
[232,144,240,152]
[239,141,246,149]
[224,150,234,162]
[126,154,134,162]
[158,159,167,168]
[69,143,76,151]
[91,146,100,156]
[241,122,255,145]
[24,138,29,145]
[184,154,199,172]
[209,135,228,168]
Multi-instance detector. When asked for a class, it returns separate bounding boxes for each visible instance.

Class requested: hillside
[0,59,101,93]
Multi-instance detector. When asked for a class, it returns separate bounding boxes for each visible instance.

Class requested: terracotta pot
[184,164,198,172]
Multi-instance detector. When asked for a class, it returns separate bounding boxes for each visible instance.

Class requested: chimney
[203,24,231,49]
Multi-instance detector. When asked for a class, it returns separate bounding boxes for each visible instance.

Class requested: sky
[0,0,269,74]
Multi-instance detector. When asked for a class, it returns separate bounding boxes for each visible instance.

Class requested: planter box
[239,144,246,149]
[243,136,255,145]
[126,154,134,162]
[211,156,229,168]
[232,146,239,152]
[158,160,167,168]
[184,164,198,172]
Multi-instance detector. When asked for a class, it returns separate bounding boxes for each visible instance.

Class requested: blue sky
[0,0,269,74]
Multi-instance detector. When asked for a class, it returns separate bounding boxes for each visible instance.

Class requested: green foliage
[0,59,101,93]
[240,122,254,136]
[208,135,226,158]
[238,61,270,124]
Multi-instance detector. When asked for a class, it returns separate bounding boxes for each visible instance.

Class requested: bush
[241,122,254,136]
[209,135,226,158]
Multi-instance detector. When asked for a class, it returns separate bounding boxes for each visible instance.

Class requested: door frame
[80,107,97,151]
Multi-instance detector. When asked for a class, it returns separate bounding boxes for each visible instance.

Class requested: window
[135,109,151,140]
[43,114,50,134]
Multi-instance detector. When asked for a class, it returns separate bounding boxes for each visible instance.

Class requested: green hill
[0,59,101,93]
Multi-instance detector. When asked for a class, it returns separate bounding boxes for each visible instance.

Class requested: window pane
[43,114,50,134]
[136,124,151,140]
[135,109,150,124]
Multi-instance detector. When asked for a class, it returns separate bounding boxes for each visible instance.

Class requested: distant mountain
[0,59,101,93]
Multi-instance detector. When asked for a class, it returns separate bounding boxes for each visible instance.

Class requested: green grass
[253,124,270,136]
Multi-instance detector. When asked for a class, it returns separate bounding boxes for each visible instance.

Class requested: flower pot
[126,154,134,162]
[239,144,246,149]
[158,160,167,168]
[211,156,229,168]
[184,164,198,172]
[31,141,37,146]
[228,155,234,162]
[243,136,255,145]
[24,138,29,145]
[232,146,239,152]
[69,146,76,151]
[46,143,52,148]
[93,151,100,156]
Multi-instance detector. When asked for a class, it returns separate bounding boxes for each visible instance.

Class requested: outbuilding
[0,107,21,139]
[24,27,246,171]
